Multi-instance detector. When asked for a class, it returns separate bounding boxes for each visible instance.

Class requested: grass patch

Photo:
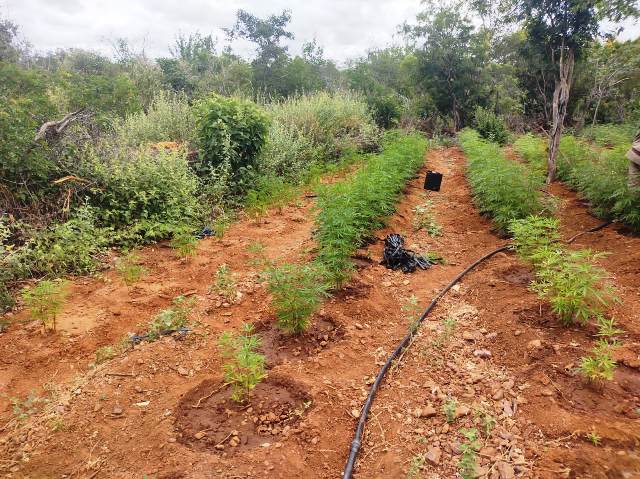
[459,129,545,233]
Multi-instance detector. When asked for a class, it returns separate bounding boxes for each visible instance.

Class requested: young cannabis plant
[115,252,146,285]
[264,262,330,334]
[443,398,457,423]
[509,216,561,264]
[458,428,480,479]
[22,280,69,331]
[402,295,421,333]
[170,230,198,258]
[413,202,442,236]
[578,339,618,383]
[147,295,194,340]
[212,263,237,301]
[218,324,266,403]
[586,430,602,446]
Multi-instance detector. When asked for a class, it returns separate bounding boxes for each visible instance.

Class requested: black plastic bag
[380,234,431,273]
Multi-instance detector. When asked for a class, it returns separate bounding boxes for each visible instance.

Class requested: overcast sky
[2,0,639,65]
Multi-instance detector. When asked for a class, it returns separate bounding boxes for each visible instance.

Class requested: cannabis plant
[218,324,266,402]
[147,295,194,340]
[22,280,68,331]
[115,252,146,285]
[458,428,480,479]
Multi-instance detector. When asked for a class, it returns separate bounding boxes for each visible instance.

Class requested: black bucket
[424,171,443,191]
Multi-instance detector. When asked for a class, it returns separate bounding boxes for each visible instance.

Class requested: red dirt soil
[1,146,639,479]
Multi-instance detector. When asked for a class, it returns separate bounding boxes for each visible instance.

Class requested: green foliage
[580,124,636,148]
[586,430,602,447]
[85,145,202,244]
[443,398,457,423]
[473,106,509,145]
[212,264,237,301]
[94,345,118,365]
[459,129,545,233]
[402,295,421,333]
[510,216,617,326]
[147,296,194,340]
[22,280,68,331]
[406,454,425,479]
[412,201,441,236]
[170,230,198,258]
[368,93,403,129]
[194,93,269,178]
[264,262,330,334]
[245,176,300,217]
[513,133,548,178]
[315,132,428,284]
[113,90,196,147]
[578,340,618,383]
[218,323,266,402]
[115,252,146,285]
[458,428,480,479]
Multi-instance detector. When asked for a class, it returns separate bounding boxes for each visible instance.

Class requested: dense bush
[459,129,545,233]
[315,132,428,283]
[82,144,202,244]
[113,91,196,147]
[473,106,509,145]
[267,91,381,162]
[367,92,403,129]
[513,131,640,231]
[194,93,269,177]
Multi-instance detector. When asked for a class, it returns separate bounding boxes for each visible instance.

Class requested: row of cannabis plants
[462,129,622,383]
[513,129,640,231]
[0,90,381,311]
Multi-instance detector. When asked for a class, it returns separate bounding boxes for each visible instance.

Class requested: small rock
[177,366,189,376]
[93,403,102,413]
[425,446,442,465]
[496,461,515,479]
[462,331,476,341]
[351,409,360,418]
[492,390,504,401]
[194,431,207,440]
[527,339,542,350]
[354,323,364,330]
[486,332,498,339]
[215,444,225,450]
[541,388,554,397]
[112,405,123,416]
[514,330,522,336]
[418,405,437,418]
[455,405,471,418]
[473,349,492,359]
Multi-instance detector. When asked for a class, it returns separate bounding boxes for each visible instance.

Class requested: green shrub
[459,129,545,233]
[218,324,266,402]
[509,216,560,262]
[147,296,194,340]
[194,93,269,177]
[267,91,381,162]
[578,339,618,382]
[170,229,198,258]
[115,252,146,285]
[315,132,428,284]
[83,144,202,244]
[368,92,402,129]
[22,280,68,331]
[512,133,547,178]
[473,106,509,145]
[113,90,196,147]
[264,262,330,334]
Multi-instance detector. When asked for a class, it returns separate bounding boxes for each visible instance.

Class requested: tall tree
[513,0,639,182]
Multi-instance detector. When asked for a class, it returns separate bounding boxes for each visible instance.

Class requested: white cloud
[2,0,639,65]
[2,0,422,64]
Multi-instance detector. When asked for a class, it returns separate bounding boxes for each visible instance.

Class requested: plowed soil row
[1,145,638,479]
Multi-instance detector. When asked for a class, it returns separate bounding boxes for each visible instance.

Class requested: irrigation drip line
[565,221,612,244]
[342,244,510,479]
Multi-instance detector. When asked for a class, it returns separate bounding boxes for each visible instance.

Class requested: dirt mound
[174,375,311,453]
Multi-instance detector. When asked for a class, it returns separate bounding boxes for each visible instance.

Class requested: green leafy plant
[22,280,69,331]
[94,345,118,365]
[459,129,545,233]
[115,252,146,285]
[147,296,194,341]
[402,295,421,333]
[443,398,457,423]
[586,430,602,446]
[264,262,330,334]
[431,317,456,350]
[212,263,237,301]
[412,202,441,236]
[578,339,618,383]
[218,324,267,402]
[509,216,561,263]
[458,428,480,479]
[194,93,269,179]
[170,231,198,258]
[406,453,425,478]
[473,106,509,145]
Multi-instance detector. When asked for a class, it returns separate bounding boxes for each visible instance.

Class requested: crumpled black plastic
[380,233,431,273]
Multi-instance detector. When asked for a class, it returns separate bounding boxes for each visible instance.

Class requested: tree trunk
[592,96,602,127]
[547,46,574,184]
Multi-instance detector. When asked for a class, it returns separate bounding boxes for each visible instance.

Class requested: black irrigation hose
[342,244,511,479]
[565,221,612,244]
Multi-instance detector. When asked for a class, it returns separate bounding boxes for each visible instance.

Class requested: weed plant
[212,264,237,301]
[512,133,547,178]
[315,132,428,284]
[218,324,266,402]
[170,230,198,258]
[94,345,118,365]
[264,262,330,334]
[580,124,636,148]
[22,280,68,331]
[406,454,425,478]
[473,106,509,145]
[459,129,545,233]
[578,339,618,383]
[458,428,480,479]
[147,295,194,340]
[412,202,442,236]
[586,430,602,446]
[443,398,457,423]
[402,295,421,333]
[115,252,146,285]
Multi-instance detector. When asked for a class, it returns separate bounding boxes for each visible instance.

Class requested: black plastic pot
[424,170,443,191]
